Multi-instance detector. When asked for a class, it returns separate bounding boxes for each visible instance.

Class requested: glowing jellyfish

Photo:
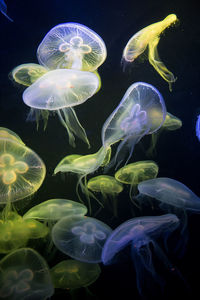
[102,214,180,296]
[101,82,166,168]
[122,14,178,90]
[54,146,111,213]
[50,259,101,289]
[0,127,25,145]
[23,69,100,147]
[23,198,88,221]
[11,63,48,87]
[0,248,54,299]
[87,175,123,216]
[147,112,182,157]
[52,215,112,263]
[37,22,107,71]
[0,137,46,204]
[0,0,13,22]
[196,114,200,142]
[115,160,158,199]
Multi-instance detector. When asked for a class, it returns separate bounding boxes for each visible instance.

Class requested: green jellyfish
[54,146,111,214]
[122,14,178,90]
[23,198,88,221]
[87,175,123,217]
[0,248,54,299]
[146,112,182,157]
[50,259,101,290]
[11,63,48,87]
[0,137,46,206]
[0,127,25,145]
[115,160,159,202]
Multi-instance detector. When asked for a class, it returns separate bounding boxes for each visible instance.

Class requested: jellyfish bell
[101,82,166,168]
[37,22,107,72]
[0,127,25,145]
[22,68,100,147]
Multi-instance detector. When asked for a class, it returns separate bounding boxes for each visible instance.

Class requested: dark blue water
[0,0,200,299]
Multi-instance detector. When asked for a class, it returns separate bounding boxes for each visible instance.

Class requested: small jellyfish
[122,14,178,91]
[102,214,181,296]
[115,160,158,200]
[11,63,48,87]
[87,175,123,216]
[0,248,54,299]
[52,215,112,263]
[195,114,200,142]
[0,0,13,22]
[50,259,101,289]
[0,137,46,205]
[23,198,88,221]
[37,22,107,71]
[22,69,100,147]
[101,82,166,168]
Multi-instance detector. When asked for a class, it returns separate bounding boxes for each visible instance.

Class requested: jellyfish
[22,68,100,147]
[50,259,101,290]
[115,160,159,200]
[23,198,88,221]
[0,0,13,22]
[0,127,25,145]
[52,215,112,263]
[37,22,107,71]
[0,137,46,208]
[0,248,54,299]
[54,146,112,213]
[11,63,48,87]
[102,214,181,296]
[87,175,123,217]
[122,14,178,90]
[101,82,166,168]
[146,112,182,157]
[195,114,200,142]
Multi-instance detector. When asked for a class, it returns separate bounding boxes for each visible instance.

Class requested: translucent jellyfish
[87,175,123,216]
[122,14,178,90]
[115,160,158,200]
[0,137,46,204]
[11,63,48,87]
[23,69,100,147]
[37,22,107,71]
[52,215,112,263]
[0,127,25,145]
[54,146,112,213]
[147,112,182,157]
[101,82,166,167]
[102,214,181,296]
[196,114,200,142]
[23,198,88,221]
[0,248,54,299]
[50,259,101,289]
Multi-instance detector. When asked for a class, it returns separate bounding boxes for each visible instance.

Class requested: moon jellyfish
[147,112,182,157]
[101,82,166,168]
[122,14,178,90]
[115,160,158,200]
[196,114,200,142]
[87,175,123,216]
[0,248,54,299]
[23,69,100,147]
[50,259,101,289]
[11,63,48,87]
[52,215,112,263]
[0,137,46,205]
[23,198,88,221]
[37,22,107,71]
[0,127,25,145]
[54,146,112,213]
[102,214,181,296]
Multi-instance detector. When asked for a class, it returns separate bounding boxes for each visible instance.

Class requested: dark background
[0,0,200,299]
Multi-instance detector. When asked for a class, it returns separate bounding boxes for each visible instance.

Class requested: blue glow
[196,114,200,141]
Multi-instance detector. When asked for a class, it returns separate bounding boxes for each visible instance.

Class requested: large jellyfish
[102,214,181,296]
[37,22,107,71]
[22,69,100,147]
[52,215,112,263]
[0,248,54,299]
[101,82,166,168]
[122,14,178,90]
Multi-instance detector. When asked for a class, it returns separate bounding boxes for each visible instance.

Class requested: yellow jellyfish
[122,14,178,91]
[10,63,48,87]
[115,160,159,202]
[0,137,46,206]
[87,175,123,216]
[0,127,25,145]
